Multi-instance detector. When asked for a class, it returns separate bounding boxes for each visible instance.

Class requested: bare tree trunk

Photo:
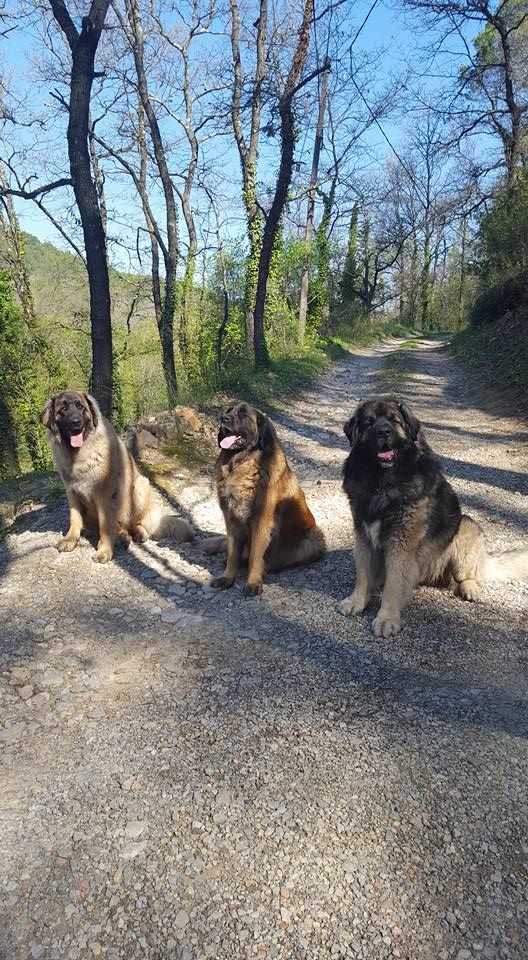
[458,215,467,329]
[298,59,330,343]
[253,0,316,368]
[0,391,20,479]
[50,0,113,418]
[124,0,179,406]
[229,0,267,353]
[136,102,163,332]
[421,226,432,332]
[494,16,522,184]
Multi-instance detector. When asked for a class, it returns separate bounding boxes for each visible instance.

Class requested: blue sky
[3,0,479,264]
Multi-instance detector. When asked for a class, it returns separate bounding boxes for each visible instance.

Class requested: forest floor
[1,336,527,960]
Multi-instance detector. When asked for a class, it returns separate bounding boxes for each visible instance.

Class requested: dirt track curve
[1,337,527,960]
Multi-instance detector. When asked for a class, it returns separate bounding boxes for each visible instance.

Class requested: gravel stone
[1,338,527,960]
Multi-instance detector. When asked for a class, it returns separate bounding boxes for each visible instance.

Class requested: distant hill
[21,233,155,329]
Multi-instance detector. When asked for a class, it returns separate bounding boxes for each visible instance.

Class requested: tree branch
[0,177,73,199]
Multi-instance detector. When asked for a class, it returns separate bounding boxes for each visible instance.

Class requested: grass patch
[216,337,347,413]
[450,310,528,413]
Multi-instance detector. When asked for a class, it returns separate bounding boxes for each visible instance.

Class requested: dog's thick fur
[40,391,193,563]
[339,397,528,637]
[212,401,326,595]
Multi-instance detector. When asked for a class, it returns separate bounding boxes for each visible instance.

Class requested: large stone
[136,429,159,451]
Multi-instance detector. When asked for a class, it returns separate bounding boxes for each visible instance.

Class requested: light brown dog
[212,401,326,595]
[40,390,193,562]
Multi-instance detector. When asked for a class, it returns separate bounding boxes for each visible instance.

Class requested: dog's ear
[84,393,100,428]
[257,411,277,451]
[398,401,420,441]
[39,397,57,432]
[343,409,361,449]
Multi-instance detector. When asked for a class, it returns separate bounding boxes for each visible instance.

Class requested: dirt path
[1,338,527,960]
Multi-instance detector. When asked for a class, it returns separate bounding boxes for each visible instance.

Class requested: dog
[40,391,193,562]
[211,401,326,595]
[338,396,528,638]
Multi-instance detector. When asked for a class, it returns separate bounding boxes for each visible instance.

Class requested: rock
[0,722,25,744]
[137,429,160,451]
[174,909,190,929]
[41,669,64,687]
[120,841,148,860]
[87,706,105,720]
[17,684,34,700]
[160,611,183,624]
[125,820,147,839]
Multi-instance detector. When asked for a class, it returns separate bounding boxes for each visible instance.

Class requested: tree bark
[50,0,113,418]
[252,0,315,368]
[125,0,179,407]
[298,59,330,342]
[229,0,267,352]
[0,390,20,479]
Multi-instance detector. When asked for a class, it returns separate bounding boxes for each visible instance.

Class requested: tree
[229,0,268,354]
[252,0,320,368]
[49,0,113,417]
[298,57,330,342]
[341,203,360,305]
[121,0,180,407]
[404,0,528,184]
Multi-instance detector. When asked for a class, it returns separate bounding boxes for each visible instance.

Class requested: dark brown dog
[212,401,326,595]
[40,390,193,562]
[339,396,528,637]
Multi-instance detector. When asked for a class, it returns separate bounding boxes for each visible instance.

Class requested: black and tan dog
[211,402,326,596]
[40,391,193,562]
[339,396,528,637]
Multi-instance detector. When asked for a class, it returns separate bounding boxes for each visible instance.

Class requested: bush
[470,270,528,326]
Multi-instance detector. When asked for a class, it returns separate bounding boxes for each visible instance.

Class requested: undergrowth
[450,310,528,413]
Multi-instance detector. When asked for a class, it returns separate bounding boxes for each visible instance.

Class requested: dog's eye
[364,417,375,427]
[390,415,402,425]
[75,401,83,409]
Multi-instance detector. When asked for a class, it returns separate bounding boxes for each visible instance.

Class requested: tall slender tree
[49,0,113,417]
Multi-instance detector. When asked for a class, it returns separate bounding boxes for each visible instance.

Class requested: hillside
[21,233,155,329]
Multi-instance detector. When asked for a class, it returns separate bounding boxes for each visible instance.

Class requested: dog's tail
[485,548,528,582]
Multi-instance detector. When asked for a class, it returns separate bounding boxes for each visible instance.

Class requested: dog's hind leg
[449,515,486,602]
[267,525,326,572]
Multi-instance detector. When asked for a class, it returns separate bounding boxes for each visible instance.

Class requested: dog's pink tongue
[220,435,240,450]
[70,432,84,449]
[378,449,395,461]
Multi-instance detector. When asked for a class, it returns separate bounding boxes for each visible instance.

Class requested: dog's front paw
[455,579,480,602]
[338,592,368,617]
[244,582,263,598]
[56,536,79,553]
[93,547,113,564]
[132,525,149,544]
[211,575,235,590]
[373,610,401,638]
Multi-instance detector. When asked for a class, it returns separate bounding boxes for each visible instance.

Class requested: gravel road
[1,337,527,960]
